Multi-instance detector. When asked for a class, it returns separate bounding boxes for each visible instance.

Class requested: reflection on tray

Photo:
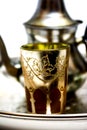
[0,65,87,115]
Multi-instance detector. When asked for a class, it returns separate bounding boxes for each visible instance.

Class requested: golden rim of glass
[20,43,70,51]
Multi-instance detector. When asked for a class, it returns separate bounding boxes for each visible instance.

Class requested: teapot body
[25,24,87,92]
[25,24,77,44]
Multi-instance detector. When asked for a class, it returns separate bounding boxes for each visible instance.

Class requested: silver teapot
[0,0,87,93]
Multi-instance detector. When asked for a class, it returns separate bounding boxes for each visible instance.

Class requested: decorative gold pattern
[22,54,68,81]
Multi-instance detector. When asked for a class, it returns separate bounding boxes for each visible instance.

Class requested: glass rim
[20,43,70,51]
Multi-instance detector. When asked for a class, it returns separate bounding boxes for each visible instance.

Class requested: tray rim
[0,111,87,121]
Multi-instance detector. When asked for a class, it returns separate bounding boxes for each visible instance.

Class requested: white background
[0,0,87,57]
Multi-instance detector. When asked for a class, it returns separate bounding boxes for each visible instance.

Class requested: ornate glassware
[20,43,70,114]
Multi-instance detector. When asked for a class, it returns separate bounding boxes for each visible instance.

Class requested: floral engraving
[22,54,68,81]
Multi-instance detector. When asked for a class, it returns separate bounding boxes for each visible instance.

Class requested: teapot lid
[24,0,82,29]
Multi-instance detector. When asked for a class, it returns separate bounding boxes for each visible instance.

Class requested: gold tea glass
[20,43,70,114]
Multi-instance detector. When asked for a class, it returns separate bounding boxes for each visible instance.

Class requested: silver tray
[0,65,87,130]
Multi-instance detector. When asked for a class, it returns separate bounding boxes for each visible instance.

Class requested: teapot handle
[76,26,87,57]
[70,26,87,73]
